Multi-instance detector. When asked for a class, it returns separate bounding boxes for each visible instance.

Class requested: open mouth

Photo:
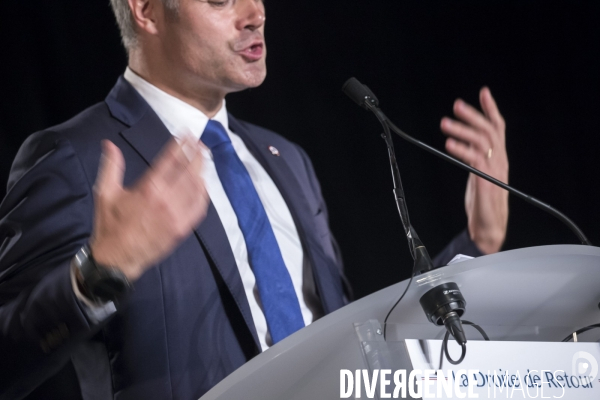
[238,42,264,61]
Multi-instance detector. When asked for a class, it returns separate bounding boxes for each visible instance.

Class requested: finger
[170,148,207,211]
[94,140,125,200]
[445,137,479,167]
[187,145,205,183]
[179,137,204,184]
[441,117,491,153]
[183,168,209,226]
[149,136,199,190]
[479,87,505,132]
[453,99,495,135]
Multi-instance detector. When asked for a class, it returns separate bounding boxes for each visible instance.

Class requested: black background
[1,0,600,301]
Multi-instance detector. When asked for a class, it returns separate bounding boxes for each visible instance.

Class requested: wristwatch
[72,244,132,303]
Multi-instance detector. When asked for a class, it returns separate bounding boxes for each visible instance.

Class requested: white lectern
[200,245,600,399]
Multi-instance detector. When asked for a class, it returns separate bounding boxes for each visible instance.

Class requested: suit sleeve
[0,132,97,394]
[432,229,484,267]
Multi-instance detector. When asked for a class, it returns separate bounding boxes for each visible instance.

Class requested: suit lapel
[192,205,261,349]
[228,116,346,314]
[106,78,261,351]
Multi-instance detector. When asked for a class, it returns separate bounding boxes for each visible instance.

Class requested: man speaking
[0,0,508,399]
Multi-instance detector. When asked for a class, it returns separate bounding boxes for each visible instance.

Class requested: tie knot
[201,120,231,150]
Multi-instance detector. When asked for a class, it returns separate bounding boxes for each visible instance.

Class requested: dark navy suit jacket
[0,78,481,400]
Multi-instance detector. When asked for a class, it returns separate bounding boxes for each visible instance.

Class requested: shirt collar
[123,67,230,142]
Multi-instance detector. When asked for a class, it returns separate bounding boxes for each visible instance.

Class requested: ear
[128,0,160,36]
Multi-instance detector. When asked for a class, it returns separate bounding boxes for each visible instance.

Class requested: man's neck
[128,62,224,119]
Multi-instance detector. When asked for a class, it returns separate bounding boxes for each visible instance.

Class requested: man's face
[158,0,267,95]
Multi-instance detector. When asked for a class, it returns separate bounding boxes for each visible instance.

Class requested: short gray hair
[109,0,179,51]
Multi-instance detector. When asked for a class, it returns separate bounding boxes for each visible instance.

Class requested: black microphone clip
[342,77,379,109]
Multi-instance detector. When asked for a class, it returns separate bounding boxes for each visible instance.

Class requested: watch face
[77,244,130,303]
[93,277,129,303]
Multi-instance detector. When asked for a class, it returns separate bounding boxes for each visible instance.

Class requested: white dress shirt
[74,68,321,351]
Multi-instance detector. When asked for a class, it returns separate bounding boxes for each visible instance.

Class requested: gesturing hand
[90,137,209,281]
[441,87,509,254]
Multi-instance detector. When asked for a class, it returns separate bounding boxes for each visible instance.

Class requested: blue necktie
[201,120,305,344]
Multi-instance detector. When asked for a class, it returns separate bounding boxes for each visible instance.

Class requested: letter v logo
[363,370,380,398]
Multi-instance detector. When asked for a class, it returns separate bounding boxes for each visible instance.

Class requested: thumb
[94,140,125,200]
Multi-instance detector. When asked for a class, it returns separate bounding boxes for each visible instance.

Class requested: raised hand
[441,87,509,254]
[89,136,209,281]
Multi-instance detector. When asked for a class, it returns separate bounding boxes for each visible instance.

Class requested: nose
[236,0,265,31]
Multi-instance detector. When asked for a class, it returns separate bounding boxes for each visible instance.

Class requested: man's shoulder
[44,101,124,144]
[9,101,125,188]
[20,101,122,151]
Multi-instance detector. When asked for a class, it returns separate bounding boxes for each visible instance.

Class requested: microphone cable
[439,321,490,367]
[561,323,600,342]
[383,272,414,340]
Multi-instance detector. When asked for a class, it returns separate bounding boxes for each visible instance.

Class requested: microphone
[342,77,591,247]
[342,78,379,109]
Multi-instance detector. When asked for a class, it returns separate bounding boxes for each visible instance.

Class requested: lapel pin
[268,146,280,157]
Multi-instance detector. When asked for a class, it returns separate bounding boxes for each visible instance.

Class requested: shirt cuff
[70,262,116,324]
